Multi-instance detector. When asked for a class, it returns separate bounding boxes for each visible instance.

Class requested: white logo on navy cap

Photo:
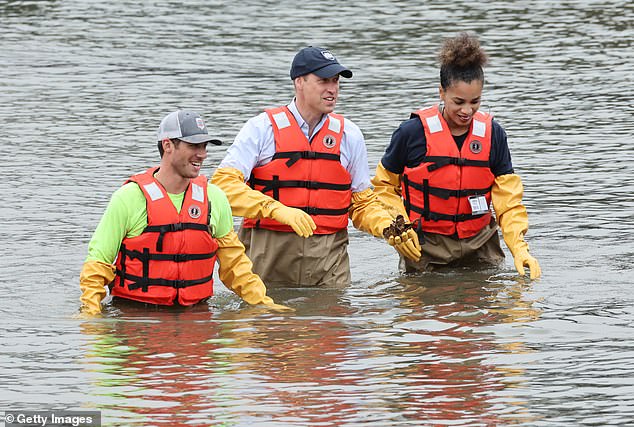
[321,50,335,60]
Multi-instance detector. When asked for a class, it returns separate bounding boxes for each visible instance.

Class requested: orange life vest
[112,167,218,305]
[243,106,352,234]
[401,106,494,238]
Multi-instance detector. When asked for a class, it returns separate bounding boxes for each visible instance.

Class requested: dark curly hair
[439,32,488,90]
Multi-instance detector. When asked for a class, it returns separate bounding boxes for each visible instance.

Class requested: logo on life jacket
[323,135,336,149]
[188,204,202,219]
[470,140,483,154]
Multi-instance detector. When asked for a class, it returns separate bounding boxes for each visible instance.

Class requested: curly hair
[439,32,488,90]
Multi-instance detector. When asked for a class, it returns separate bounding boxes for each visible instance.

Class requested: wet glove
[387,228,422,262]
[492,174,541,279]
[79,260,116,316]
[370,162,409,219]
[268,202,316,238]
[217,231,294,312]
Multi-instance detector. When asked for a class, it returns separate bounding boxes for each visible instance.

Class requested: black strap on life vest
[249,176,351,200]
[423,156,489,172]
[407,203,488,222]
[405,180,492,200]
[291,205,350,216]
[123,272,214,292]
[272,150,341,167]
[402,174,412,217]
[144,222,210,252]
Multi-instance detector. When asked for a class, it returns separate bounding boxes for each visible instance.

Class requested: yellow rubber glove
[350,188,421,262]
[387,229,422,262]
[492,174,541,279]
[268,203,316,238]
[216,231,294,312]
[212,166,315,237]
[370,162,409,220]
[79,260,116,316]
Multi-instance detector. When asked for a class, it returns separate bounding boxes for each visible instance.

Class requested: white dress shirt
[219,99,371,193]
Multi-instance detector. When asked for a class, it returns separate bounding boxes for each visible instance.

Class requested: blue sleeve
[381,117,427,174]
[490,119,514,176]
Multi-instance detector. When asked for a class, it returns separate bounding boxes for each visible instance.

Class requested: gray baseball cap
[157,110,222,145]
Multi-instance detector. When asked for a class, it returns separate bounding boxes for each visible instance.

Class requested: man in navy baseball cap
[290,46,353,80]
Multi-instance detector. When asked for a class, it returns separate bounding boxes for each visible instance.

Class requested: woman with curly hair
[372,32,541,279]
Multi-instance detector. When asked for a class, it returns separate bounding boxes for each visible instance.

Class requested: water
[1,0,633,425]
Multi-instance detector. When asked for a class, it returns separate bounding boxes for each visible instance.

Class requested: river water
[1,1,633,426]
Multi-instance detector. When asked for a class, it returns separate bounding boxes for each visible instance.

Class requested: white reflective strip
[191,183,204,203]
[426,115,443,133]
[272,111,291,129]
[144,182,164,201]
[327,116,341,133]
[472,119,486,137]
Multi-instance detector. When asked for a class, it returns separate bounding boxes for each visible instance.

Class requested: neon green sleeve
[207,183,233,239]
[85,183,147,264]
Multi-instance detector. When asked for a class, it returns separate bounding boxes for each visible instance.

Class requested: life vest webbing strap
[122,247,217,262]
[272,151,341,167]
[402,174,412,216]
[249,176,351,194]
[423,156,490,172]
[409,203,488,222]
[144,222,210,252]
[122,272,214,291]
[291,206,350,216]
[406,181,493,200]
[118,243,127,287]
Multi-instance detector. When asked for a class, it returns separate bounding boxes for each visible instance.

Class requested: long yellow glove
[492,174,541,279]
[211,167,315,237]
[350,188,421,262]
[216,231,293,312]
[79,260,116,316]
[370,162,409,220]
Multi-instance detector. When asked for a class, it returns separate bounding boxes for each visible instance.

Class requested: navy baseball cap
[157,110,222,145]
[290,46,353,80]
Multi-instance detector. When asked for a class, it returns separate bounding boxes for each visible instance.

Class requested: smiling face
[295,73,340,117]
[165,139,208,179]
[439,79,483,135]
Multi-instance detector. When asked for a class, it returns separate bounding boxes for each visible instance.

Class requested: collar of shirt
[287,98,328,140]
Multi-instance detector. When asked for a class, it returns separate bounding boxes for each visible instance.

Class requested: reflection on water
[1,0,634,425]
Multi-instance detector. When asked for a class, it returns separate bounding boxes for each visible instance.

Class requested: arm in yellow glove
[350,188,421,262]
[211,167,315,237]
[370,162,409,220]
[216,230,293,312]
[492,174,541,279]
[79,260,116,316]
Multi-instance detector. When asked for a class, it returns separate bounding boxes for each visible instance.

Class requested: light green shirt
[86,180,233,264]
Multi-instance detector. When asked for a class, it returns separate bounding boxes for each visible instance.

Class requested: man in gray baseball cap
[77,110,291,317]
[157,110,222,146]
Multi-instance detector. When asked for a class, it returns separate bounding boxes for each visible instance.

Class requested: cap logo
[321,50,335,61]
[470,140,483,154]
[323,135,336,149]
[188,204,202,219]
[196,117,205,130]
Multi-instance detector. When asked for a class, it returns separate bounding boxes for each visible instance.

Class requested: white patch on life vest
[472,119,486,137]
[191,183,204,203]
[468,195,489,215]
[327,116,341,133]
[272,111,291,129]
[426,115,443,133]
[144,182,164,201]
